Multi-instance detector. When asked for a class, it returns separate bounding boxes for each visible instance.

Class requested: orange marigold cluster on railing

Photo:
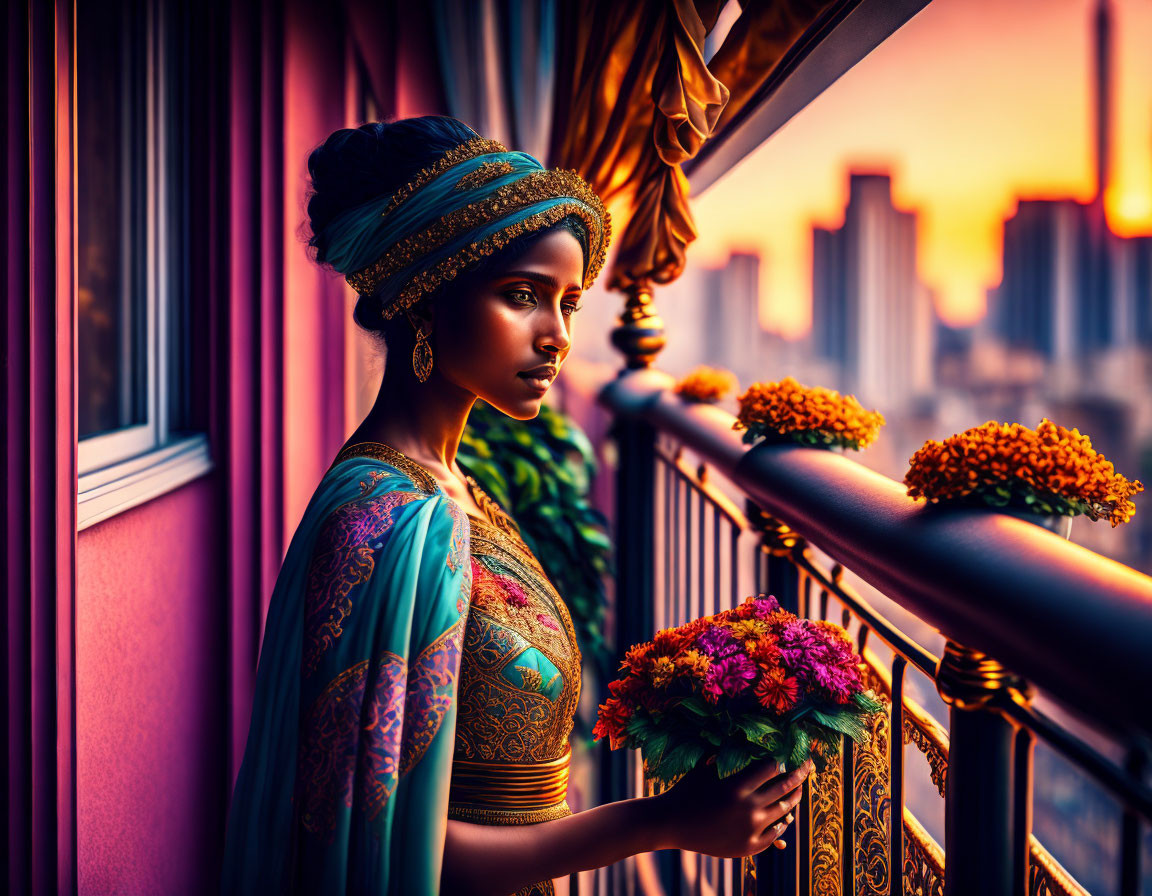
[732,377,885,450]
[904,419,1144,527]
[674,366,739,404]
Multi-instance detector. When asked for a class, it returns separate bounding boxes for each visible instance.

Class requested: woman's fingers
[736,756,817,798]
[759,811,795,840]
[750,758,813,800]
[734,757,786,793]
[759,811,796,853]
[760,782,804,826]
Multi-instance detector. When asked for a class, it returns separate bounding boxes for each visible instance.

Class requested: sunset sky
[690,0,1152,338]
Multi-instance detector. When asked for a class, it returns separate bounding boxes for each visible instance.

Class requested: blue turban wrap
[320,137,610,319]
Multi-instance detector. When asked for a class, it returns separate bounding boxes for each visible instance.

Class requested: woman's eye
[561,302,582,317]
[507,289,536,306]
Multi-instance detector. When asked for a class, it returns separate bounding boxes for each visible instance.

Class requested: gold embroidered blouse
[333,443,582,895]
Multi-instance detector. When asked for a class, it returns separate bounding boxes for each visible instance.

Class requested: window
[76,0,211,528]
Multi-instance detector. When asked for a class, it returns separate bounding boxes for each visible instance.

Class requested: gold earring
[412,327,433,382]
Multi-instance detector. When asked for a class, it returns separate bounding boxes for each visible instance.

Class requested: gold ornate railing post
[935,640,1033,896]
[610,280,666,369]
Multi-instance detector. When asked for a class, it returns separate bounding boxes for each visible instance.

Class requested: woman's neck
[350,368,476,480]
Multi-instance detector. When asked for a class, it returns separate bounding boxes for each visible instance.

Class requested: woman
[220,116,811,896]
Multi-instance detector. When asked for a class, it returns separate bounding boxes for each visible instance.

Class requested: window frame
[76,0,212,529]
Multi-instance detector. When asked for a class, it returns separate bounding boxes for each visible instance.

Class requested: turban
[323,137,611,319]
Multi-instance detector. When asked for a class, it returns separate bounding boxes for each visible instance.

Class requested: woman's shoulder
[329,441,443,497]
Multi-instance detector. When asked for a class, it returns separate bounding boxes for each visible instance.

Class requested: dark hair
[304,116,590,341]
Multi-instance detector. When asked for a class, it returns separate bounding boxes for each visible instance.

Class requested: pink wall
[76,477,226,895]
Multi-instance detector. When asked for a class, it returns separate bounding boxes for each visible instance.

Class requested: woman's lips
[517,372,554,393]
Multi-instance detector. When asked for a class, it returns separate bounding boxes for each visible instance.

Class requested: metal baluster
[729,524,740,612]
[1119,748,1146,896]
[712,505,721,619]
[1012,725,1034,896]
[889,656,906,896]
[662,459,671,634]
[695,474,705,896]
[697,469,706,623]
[671,461,680,629]
[684,476,693,629]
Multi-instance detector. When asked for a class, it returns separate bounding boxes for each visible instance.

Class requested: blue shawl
[221,455,471,894]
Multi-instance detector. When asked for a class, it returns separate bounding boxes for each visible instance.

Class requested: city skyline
[689,0,1152,338]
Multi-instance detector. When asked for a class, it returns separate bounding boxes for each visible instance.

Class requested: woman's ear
[406,300,434,336]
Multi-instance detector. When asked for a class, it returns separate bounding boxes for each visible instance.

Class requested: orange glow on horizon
[691,0,1152,340]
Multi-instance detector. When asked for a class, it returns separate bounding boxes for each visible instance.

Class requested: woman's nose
[538,304,571,356]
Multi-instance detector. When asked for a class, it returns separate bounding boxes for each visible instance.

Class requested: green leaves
[677,696,711,718]
[622,699,883,787]
[659,740,706,780]
[787,726,811,771]
[717,744,756,778]
[810,708,866,742]
[854,690,884,714]
[733,714,781,748]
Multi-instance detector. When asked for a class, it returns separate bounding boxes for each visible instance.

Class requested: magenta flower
[703,653,757,702]
[747,595,780,618]
[696,624,740,659]
[813,663,857,702]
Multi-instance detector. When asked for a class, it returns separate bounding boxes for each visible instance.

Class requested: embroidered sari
[221,442,581,896]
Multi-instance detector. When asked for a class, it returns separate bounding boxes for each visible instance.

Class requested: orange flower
[729,619,769,641]
[733,377,885,450]
[620,642,653,675]
[675,366,740,404]
[593,696,634,747]
[746,634,781,665]
[754,666,799,714]
[904,419,1143,526]
[764,610,795,633]
[674,648,712,678]
[811,620,853,649]
[649,656,676,688]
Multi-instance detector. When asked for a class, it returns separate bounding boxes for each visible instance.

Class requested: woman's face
[432,229,585,419]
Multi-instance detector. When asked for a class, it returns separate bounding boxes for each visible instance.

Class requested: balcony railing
[583,365,1152,896]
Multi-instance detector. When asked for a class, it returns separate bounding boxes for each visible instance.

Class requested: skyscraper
[702,252,762,383]
[993,199,1082,362]
[1093,0,1113,205]
[810,171,932,409]
[991,0,1118,361]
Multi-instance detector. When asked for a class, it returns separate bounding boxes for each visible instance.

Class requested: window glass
[76,0,149,440]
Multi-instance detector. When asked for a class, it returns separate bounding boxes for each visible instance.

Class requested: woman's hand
[648,757,814,858]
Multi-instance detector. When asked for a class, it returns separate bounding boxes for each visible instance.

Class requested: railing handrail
[600,368,1152,741]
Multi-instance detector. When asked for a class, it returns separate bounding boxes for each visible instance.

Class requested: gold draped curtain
[548,0,834,294]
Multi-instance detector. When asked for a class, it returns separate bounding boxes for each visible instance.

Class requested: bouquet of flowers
[674,366,740,404]
[593,596,882,786]
[904,419,1144,527]
[733,377,885,450]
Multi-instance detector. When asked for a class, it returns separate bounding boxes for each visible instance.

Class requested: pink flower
[536,613,559,631]
[696,624,739,659]
[702,653,757,703]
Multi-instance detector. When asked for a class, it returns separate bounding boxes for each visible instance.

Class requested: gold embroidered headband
[331,139,611,319]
